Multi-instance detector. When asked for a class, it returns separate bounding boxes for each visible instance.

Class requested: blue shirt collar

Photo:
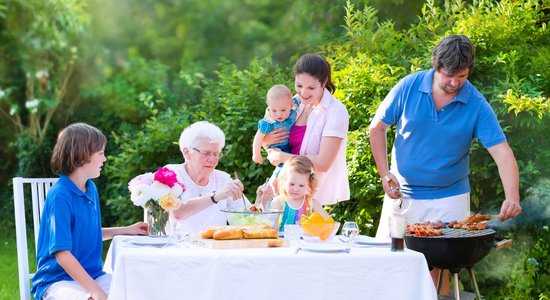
[59,175,94,200]
[419,69,471,104]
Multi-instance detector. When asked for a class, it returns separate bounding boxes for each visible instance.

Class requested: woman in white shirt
[265,54,350,205]
[167,121,250,235]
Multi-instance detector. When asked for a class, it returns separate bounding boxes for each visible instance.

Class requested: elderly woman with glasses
[165,121,252,235]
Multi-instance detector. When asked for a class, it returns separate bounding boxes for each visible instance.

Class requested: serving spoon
[233,171,247,210]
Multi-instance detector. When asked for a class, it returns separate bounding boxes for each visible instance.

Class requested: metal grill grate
[429,228,495,238]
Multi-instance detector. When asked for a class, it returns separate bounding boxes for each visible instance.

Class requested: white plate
[125,236,170,247]
[354,235,391,245]
[299,243,350,253]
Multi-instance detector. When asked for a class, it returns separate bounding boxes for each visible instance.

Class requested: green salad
[227,213,272,226]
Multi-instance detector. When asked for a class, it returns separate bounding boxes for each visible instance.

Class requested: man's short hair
[431,34,475,74]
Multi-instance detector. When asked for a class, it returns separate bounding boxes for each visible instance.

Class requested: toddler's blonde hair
[276,156,318,199]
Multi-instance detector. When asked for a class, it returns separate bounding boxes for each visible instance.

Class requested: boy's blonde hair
[266,84,292,104]
[276,156,318,199]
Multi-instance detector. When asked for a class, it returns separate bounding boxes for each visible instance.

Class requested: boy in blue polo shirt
[31,123,148,300]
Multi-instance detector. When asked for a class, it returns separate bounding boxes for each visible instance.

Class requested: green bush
[467,179,550,299]
[101,109,192,225]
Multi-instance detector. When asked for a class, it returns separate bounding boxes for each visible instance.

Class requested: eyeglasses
[191,147,223,159]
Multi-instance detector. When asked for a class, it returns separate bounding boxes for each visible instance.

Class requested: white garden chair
[13,177,58,300]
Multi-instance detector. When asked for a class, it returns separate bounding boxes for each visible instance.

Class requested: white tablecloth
[105,236,436,300]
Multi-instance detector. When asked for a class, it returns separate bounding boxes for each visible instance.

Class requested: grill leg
[453,272,461,300]
[436,269,444,293]
[468,268,482,300]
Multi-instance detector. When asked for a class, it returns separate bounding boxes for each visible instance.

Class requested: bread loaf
[200,226,225,239]
[213,226,244,240]
[241,224,272,231]
[242,228,278,239]
[201,224,279,240]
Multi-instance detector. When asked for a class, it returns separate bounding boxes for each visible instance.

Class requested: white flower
[130,184,152,207]
[149,181,171,200]
[170,184,184,197]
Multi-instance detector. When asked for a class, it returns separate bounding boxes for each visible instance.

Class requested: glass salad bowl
[221,209,282,229]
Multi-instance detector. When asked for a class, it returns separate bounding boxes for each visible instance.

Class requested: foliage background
[0,0,549,299]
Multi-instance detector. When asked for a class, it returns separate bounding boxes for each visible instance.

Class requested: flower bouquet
[129,167,185,236]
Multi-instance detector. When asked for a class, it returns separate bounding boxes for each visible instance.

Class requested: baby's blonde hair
[266,84,292,104]
[276,156,318,199]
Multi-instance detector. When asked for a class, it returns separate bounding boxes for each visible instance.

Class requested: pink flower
[175,181,186,193]
[154,167,178,188]
[128,172,154,190]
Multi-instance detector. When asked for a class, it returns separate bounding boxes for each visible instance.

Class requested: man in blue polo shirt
[369,34,522,293]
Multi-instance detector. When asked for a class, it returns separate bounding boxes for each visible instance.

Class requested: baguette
[200,226,225,239]
[242,228,278,239]
[213,226,244,240]
[241,224,272,231]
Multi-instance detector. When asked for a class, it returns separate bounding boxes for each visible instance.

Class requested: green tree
[0,0,89,144]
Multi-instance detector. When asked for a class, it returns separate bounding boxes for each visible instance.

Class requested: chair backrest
[13,177,58,300]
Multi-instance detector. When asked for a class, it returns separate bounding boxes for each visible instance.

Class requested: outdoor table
[104,235,437,300]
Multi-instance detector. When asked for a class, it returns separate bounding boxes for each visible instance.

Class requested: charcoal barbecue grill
[405,227,511,300]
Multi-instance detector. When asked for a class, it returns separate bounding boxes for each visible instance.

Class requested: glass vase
[145,202,169,237]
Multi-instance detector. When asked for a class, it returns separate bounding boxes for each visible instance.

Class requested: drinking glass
[170,218,190,246]
[284,224,301,246]
[341,221,360,243]
[389,214,407,252]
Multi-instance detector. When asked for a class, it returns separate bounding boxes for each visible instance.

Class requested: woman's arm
[311,199,329,218]
[267,136,343,172]
[252,130,266,164]
[172,179,245,220]
[270,198,283,211]
[306,137,342,172]
[255,181,274,209]
[55,250,107,300]
[261,127,288,148]
[102,222,148,240]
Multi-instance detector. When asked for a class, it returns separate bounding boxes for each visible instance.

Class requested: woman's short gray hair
[179,121,225,152]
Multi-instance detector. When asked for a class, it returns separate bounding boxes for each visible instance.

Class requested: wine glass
[341,221,360,243]
[170,218,190,247]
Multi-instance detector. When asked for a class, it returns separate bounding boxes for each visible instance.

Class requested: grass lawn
[1,235,24,300]
[2,234,112,300]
